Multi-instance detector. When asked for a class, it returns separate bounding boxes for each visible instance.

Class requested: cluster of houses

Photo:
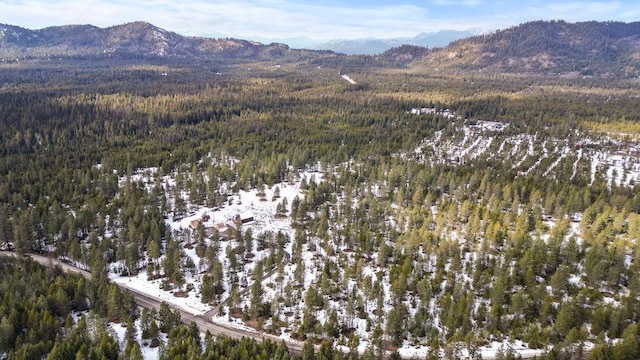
[409,107,459,119]
[410,107,510,133]
[189,213,254,241]
[467,120,509,132]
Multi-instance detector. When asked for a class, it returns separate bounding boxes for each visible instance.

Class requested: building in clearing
[214,222,237,240]
[235,213,254,224]
[189,213,211,230]
[189,219,201,230]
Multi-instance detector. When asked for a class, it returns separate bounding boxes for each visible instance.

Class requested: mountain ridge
[309,29,476,55]
[2,20,640,77]
[410,20,640,76]
[0,21,325,62]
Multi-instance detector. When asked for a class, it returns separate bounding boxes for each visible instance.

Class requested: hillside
[3,20,640,76]
[0,21,328,63]
[407,20,640,76]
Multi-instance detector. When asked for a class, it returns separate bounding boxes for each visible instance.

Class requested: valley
[0,19,640,360]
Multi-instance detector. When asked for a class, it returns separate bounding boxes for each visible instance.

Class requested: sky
[1,0,639,42]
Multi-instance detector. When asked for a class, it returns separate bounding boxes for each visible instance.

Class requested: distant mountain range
[1,20,639,77]
[315,30,477,55]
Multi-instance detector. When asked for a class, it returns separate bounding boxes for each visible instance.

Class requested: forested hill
[408,20,640,76]
[0,21,330,62]
[2,20,640,76]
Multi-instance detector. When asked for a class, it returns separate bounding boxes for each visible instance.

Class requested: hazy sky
[1,0,639,41]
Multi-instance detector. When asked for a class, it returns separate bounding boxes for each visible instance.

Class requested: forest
[0,55,640,360]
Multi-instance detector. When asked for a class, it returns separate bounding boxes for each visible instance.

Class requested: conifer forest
[1,32,640,360]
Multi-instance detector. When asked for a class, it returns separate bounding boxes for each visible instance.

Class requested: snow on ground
[115,169,323,310]
[171,170,323,237]
[398,344,431,358]
[521,140,548,176]
[410,107,459,120]
[110,271,210,315]
[479,340,545,359]
[542,145,569,177]
[211,310,261,334]
[393,339,547,359]
[106,129,637,359]
[140,344,159,360]
[409,113,640,187]
[583,138,640,187]
[341,74,357,85]
[511,135,534,169]
[572,148,582,180]
[107,168,328,359]
[415,120,507,165]
[109,318,163,360]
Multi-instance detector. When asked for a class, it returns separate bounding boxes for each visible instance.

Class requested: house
[234,213,254,224]
[213,222,237,240]
[189,219,201,230]
[190,214,212,231]
[241,216,254,224]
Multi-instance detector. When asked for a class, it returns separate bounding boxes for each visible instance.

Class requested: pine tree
[301,339,315,360]
[0,205,11,249]
[13,213,31,255]
[129,340,144,360]
[0,316,15,351]
[201,275,216,304]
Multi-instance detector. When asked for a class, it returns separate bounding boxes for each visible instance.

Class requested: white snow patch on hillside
[410,116,640,187]
[341,74,357,84]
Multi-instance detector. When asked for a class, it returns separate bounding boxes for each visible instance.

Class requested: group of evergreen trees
[1,58,640,359]
[0,256,128,359]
